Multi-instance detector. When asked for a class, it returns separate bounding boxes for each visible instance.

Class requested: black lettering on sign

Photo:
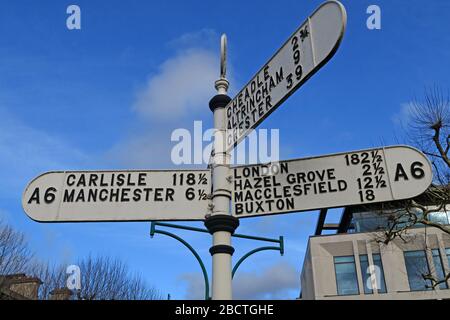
[361,152,370,164]
[89,174,98,187]
[99,189,108,201]
[154,188,163,201]
[265,96,272,109]
[394,164,408,181]
[76,189,85,202]
[395,162,426,181]
[166,188,175,201]
[66,174,76,186]
[286,73,293,89]
[286,198,295,210]
[264,65,270,81]
[295,65,303,80]
[235,203,243,215]
[110,189,120,202]
[359,189,375,202]
[362,164,371,176]
[411,161,425,179]
[338,180,347,191]
[101,174,109,187]
[28,187,57,204]
[88,189,97,202]
[133,189,142,201]
[121,188,130,202]
[138,173,147,186]
[185,188,195,201]
[126,175,135,186]
[117,174,125,186]
[44,187,57,204]
[64,189,75,202]
[28,188,40,204]
[77,174,86,187]
[300,25,309,42]
[276,67,284,83]
[255,201,264,212]
[291,36,299,51]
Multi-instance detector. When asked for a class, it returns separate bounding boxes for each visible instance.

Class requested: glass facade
[334,256,359,295]
[372,254,387,293]
[359,254,387,294]
[447,248,450,271]
[332,249,450,296]
[404,250,431,291]
[429,212,449,225]
[359,255,372,294]
[352,210,450,233]
[432,249,448,289]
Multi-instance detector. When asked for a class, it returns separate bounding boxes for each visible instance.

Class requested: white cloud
[167,29,217,51]
[110,29,232,167]
[232,262,300,299]
[392,102,414,127]
[104,129,175,169]
[178,273,207,300]
[180,261,300,300]
[133,48,218,121]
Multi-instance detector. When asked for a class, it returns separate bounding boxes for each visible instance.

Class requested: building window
[359,254,387,294]
[429,212,449,226]
[446,248,450,270]
[431,249,448,289]
[359,255,372,294]
[404,250,431,291]
[372,254,387,293]
[351,209,450,234]
[334,256,359,295]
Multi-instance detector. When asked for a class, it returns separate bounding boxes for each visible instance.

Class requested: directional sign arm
[231,146,433,218]
[225,1,347,150]
[22,169,212,222]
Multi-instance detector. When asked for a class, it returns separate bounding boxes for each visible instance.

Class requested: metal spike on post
[215,34,229,95]
[205,33,239,300]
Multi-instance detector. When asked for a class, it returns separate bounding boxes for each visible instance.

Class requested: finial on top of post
[215,34,229,95]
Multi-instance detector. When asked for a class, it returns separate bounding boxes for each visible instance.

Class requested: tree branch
[432,124,450,168]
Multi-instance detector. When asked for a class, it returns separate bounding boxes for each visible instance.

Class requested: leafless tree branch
[76,255,162,300]
[0,220,34,291]
[376,86,450,289]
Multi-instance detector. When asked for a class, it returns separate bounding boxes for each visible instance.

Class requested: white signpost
[22,169,211,222]
[19,1,436,301]
[225,1,347,150]
[232,146,433,218]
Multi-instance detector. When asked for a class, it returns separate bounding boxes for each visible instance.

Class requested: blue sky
[1,0,450,299]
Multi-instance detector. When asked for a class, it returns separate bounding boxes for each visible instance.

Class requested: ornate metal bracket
[150,221,284,300]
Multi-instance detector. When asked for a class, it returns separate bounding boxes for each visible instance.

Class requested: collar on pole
[209,94,231,112]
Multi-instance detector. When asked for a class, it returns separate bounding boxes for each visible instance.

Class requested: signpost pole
[204,34,239,300]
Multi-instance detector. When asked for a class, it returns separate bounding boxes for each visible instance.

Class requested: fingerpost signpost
[232,146,432,218]
[22,1,433,300]
[23,169,211,222]
[224,1,347,151]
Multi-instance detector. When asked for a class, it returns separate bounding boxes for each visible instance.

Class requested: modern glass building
[300,195,450,300]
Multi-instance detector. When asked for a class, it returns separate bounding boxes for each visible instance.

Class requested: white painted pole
[205,34,239,300]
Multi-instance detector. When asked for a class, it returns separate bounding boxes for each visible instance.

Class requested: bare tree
[0,220,34,290]
[377,87,450,289]
[27,261,67,300]
[23,255,162,300]
[0,220,161,300]
[0,220,68,299]
[76,255,162,300]
[406,86,449,185]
